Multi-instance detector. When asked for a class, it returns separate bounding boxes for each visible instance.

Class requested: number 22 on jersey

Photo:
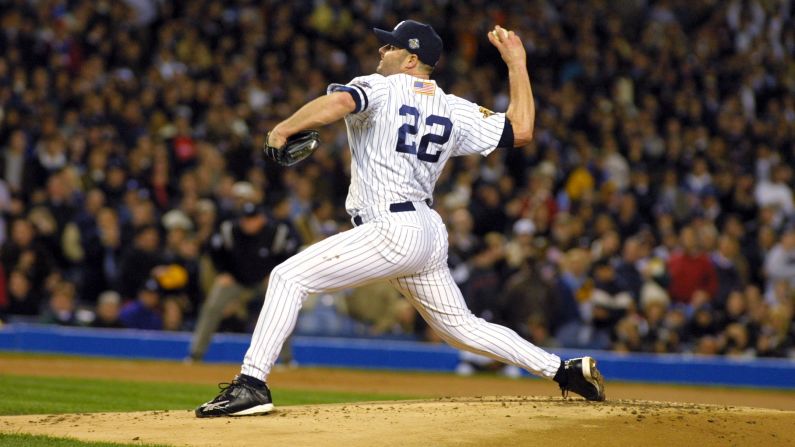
[395,104,452,163]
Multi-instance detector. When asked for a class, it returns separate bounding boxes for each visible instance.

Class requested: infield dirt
[1,355,793,446]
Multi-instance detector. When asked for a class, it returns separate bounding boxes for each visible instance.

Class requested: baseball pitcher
[196,20,605,418]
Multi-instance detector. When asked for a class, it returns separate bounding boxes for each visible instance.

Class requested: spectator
[448,207,479,269]
[639,286,673,353]
[554,248,611,349]
[89,207,124,300]
[684,157,713,197]
[66,188,106,302]
[711,235,745,309]
[40,281,79,326]
[469,182,508,237]
[91,290,124,329]
[763,227,795,292]
[590,260,632,339]
[1,219,56,299]
[42,171,78,266]
[686,302,722,343]
[754,164,794,228]
[100,160,129,210]
[464,232,508,325]
[747,225,778,286]
[192,199,218,247]
[3,269,40,318]
[117,224,163,300]
[160,210,202,312]
[628,168,655,218]
[722,290,749,327]
[187,202,300,362]
[0,130,30,195]
[599,135,629,191]
[614,313,644,353]
[501,256,558,345]
[26,206,63,272]
[730,173,759,224]
[656,170,690,223]
[722,323,752,357]
[614,195,643,239]
[119,279,163,330]
[614,236,645,303]
[667,226,718,305]
[162,298,185,331]
[755,305,794,358]
[590,230,622,263]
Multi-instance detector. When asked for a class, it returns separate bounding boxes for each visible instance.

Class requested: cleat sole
[582,357,606,402]
[229,403,274,416]
[196,403,274,418]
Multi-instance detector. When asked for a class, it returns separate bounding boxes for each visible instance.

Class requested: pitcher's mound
[1,396,792,447]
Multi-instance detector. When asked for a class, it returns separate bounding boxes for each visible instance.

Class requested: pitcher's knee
[269,264,308,295]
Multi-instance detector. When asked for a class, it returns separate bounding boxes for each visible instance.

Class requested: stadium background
[3,0,794,364]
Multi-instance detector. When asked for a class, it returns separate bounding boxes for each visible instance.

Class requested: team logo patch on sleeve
[413,80,435,95]
[479,106,495,118]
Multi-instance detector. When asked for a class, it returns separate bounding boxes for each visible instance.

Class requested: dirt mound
[2,355,794,445]
[1,397,793,447]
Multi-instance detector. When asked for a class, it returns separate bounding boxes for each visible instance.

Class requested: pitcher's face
[377,45,409,76]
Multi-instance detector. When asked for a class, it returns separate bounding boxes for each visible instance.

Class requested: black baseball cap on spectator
[374,20,443,66]
[140,278,160,294]
[240,202,265,218]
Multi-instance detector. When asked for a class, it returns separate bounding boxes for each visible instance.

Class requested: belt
[352,200,427,226]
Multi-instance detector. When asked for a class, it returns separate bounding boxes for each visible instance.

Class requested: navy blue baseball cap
[374,20,443,66]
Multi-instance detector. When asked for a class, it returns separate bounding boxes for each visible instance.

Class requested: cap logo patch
[408,38,420,49]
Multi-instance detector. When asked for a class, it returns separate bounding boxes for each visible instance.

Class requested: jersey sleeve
[449,97,507,157]
[327,74,388,119]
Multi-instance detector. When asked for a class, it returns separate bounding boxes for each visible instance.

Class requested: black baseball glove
[263,130,320,167]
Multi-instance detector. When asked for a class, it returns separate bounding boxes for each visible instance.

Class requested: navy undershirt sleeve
[497,117,515,148]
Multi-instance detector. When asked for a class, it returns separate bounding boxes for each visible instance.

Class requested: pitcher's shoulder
[349,73,387,89]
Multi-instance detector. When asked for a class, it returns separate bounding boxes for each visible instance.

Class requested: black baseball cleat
[195,374,274,417]
[554,356,606,401]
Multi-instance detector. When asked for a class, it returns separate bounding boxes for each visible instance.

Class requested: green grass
[0,434,170,447]
[0,374,415,446]
[0,374,412,416]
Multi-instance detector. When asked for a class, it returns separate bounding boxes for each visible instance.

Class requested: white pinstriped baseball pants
[241,201,561,381]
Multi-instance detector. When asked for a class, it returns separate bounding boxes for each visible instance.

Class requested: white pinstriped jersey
[240,72,564,389]
[328,73,506,216]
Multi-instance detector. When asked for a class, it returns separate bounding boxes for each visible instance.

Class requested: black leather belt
[353,200,427,226]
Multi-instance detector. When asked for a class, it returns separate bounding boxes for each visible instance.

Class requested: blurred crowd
[0,0,794,360]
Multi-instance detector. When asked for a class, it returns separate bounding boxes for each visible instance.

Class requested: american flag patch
[413,80,435,95]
